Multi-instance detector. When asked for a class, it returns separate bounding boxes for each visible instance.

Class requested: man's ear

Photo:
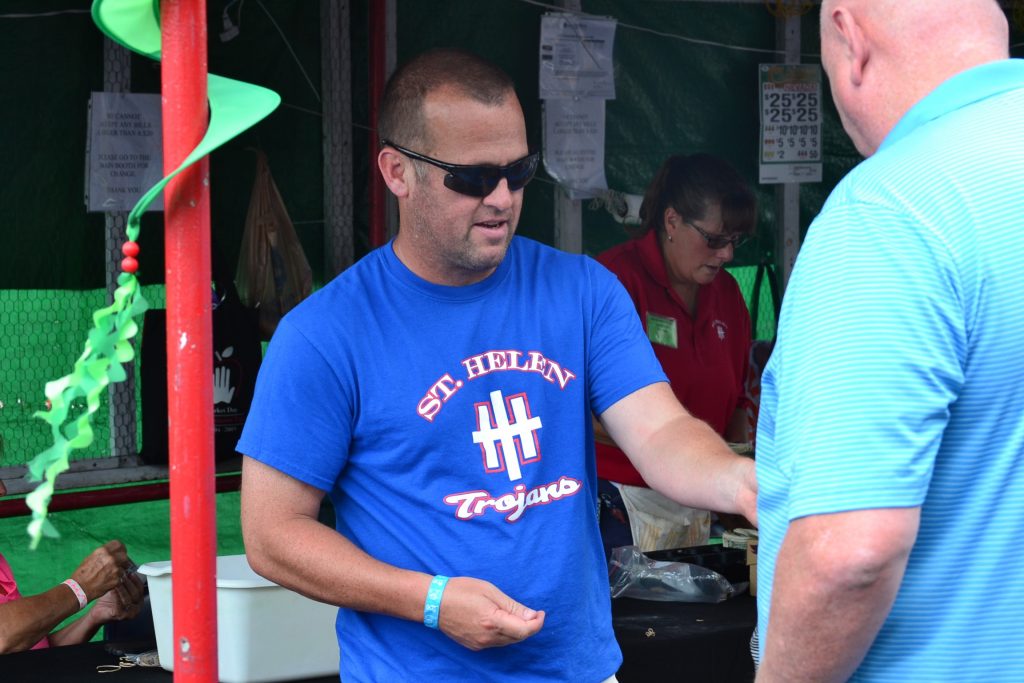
[378,147,411,198]
[830,6,869,87]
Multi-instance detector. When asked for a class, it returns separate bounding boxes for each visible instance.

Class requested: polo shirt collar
[636,228,714,319]
[880,59,1024,152]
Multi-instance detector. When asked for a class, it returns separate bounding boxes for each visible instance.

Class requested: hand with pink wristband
[68,540,137,607]
[0,538,145,654]
[58,540,146,638]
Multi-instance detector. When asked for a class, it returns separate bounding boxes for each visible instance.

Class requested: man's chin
[462,241,511,273]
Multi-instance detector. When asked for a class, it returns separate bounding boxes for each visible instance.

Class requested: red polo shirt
[595,229,752,486]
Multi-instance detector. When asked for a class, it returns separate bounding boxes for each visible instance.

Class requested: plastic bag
[616,483,711,551]
[235,150,313,340]
[609,545,739,603]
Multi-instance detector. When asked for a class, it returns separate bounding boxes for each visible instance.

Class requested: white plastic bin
[138,554,339,683]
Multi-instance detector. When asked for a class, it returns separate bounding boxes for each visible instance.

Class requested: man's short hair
[378,48,515,152]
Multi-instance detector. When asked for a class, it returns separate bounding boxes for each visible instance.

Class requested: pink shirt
[0,551,50,649]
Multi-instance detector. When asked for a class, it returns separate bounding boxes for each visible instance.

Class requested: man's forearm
[600,383,756,520]
[241,457,547,651]
[245,512,433,621]
[757,510,918,682]
[241,458,435,622]
[635,412,755,519]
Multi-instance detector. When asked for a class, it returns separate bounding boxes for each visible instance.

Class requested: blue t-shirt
[757,60,1024,681]
[239,236,666,682]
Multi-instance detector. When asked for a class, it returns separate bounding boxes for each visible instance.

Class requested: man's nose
[483,178,514,210]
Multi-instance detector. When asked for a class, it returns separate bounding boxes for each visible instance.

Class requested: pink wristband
[62,579,88,610]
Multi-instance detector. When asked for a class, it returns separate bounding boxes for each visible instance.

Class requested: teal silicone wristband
[423,575,449,629]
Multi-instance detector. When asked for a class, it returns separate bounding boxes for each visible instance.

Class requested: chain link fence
[0,265,773,470]
[0,286,165,468]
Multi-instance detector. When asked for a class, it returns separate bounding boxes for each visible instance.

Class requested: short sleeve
[768,201,966,519]
[236,317,353,492]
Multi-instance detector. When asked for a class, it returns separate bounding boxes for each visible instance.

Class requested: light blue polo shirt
[757,59,1024,681]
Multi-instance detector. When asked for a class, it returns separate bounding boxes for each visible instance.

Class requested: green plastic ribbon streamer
[24,0,280,547]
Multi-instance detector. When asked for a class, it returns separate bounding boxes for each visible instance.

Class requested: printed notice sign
[539,13,616,100]
[543,98,608,200]
[86,92,164,212]
[758,64,823,184]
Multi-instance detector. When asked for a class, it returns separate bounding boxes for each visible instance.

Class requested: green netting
[728,265,778,341]
[0,286,166,467]
[0,269,772,471]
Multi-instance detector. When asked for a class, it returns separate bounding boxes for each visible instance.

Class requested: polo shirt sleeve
[770,200,966,520]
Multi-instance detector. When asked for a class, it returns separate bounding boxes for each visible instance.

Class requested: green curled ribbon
[25,0,280,547]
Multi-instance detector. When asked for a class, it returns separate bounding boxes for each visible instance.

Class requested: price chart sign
[758,64,822,184]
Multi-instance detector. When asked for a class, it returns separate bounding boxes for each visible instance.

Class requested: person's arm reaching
[598,382,757,524]
[0,540,134,653]
[241,457,545,651]
[756,507,919,682]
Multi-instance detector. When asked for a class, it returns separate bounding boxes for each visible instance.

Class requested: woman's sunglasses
[382,140,539,198]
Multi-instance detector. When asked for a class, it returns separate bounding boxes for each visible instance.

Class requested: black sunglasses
[684,220,750,250]
[382,139,539,198]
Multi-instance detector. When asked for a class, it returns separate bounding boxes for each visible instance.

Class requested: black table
[0,640,338,683]
[3,598,756,683]
[612,593,757,682]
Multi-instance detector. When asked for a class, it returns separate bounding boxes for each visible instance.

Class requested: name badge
[646,312,678,349]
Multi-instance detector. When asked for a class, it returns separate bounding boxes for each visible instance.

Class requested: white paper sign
[758,64,823,184]
[85,92,164,212]
[539,13,616,100]
[543,98,608,200]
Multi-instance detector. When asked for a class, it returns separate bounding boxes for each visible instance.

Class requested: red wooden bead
[121,256,139,273]
[122,241,140,257]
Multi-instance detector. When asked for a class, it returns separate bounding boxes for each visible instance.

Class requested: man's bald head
[820,0,1008,155]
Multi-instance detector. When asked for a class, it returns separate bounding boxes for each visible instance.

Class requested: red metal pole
[161,1,218,681]
[368,0,387,247]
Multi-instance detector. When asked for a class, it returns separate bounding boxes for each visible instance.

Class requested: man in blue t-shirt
[756,1,1024,681]
[237,48,757,682]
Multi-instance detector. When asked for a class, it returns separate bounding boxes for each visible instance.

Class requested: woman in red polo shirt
[596,153,756,558]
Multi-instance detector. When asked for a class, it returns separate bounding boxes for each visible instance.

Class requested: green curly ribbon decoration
[25,0,280,548]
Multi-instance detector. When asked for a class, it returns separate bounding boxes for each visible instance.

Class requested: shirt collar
[879,59,1024,153]
[635,228,716,318]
